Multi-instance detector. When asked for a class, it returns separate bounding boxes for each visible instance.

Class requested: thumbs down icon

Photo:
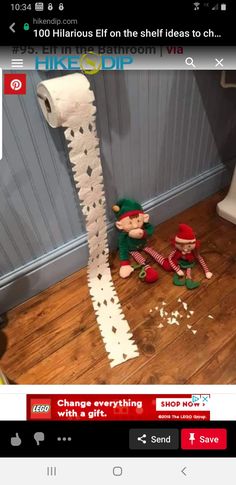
[34,431,45,446]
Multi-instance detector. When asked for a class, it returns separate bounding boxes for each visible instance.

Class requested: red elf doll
[143,223,213,289]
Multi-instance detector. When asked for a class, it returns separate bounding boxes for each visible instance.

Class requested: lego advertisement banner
[27,394,211,421]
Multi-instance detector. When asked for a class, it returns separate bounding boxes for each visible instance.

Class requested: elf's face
[116,213,149,232]
[175,241,196,254]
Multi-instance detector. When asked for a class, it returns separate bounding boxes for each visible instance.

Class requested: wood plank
[4,272,90,349]
[14,228,236,384]
[186,336,236,384]
[0,300,96,379]
[122,287,236,384]
[65,259,236,385]
[2,190,235,384]
[65,221,236,384]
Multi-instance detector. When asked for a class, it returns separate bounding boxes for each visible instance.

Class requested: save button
[181,428,227,450]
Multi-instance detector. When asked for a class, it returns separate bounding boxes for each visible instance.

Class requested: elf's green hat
[112,198,144,220]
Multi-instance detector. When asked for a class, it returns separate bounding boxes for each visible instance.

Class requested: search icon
[185,57,196,68]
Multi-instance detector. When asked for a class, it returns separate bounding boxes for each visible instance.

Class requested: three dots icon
[57,436,72,442]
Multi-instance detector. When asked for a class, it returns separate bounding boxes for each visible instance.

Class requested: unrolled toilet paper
[37,73,139,367]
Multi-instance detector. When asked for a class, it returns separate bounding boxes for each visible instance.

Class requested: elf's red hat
[175,224,196,244]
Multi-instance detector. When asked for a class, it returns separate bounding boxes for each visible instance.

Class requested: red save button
[181,428,227,450]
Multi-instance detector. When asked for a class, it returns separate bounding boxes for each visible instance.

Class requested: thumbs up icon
[11,433,22,447]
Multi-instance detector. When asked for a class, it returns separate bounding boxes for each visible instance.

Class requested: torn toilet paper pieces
[37,73,139,368]
[153,298,215,335]
[148,298,217,336]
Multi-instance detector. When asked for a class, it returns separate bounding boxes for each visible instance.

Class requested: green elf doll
[112,198,159,283]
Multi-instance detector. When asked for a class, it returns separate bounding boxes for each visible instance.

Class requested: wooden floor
[1,190,236,384]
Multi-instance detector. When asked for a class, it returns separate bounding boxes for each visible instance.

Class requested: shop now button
[181,429,227,450]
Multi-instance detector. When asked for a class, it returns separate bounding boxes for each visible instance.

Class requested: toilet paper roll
[37,73,139,368]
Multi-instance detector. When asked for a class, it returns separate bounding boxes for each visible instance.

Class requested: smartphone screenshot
[0,1,236,482]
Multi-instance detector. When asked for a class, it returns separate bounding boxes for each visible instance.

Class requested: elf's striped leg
[186,268,192,280]
[143,246,170,269]
[185,267,200,290]
[130,251,159,283]
[130,251,146,266]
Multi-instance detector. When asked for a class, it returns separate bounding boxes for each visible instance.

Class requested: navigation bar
[1,46,236,70]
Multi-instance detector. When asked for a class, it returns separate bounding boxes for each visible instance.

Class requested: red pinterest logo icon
[10,78,23,91]
[4,73,26,95]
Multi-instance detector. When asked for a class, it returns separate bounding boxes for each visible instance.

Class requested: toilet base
[217,164,236,225]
